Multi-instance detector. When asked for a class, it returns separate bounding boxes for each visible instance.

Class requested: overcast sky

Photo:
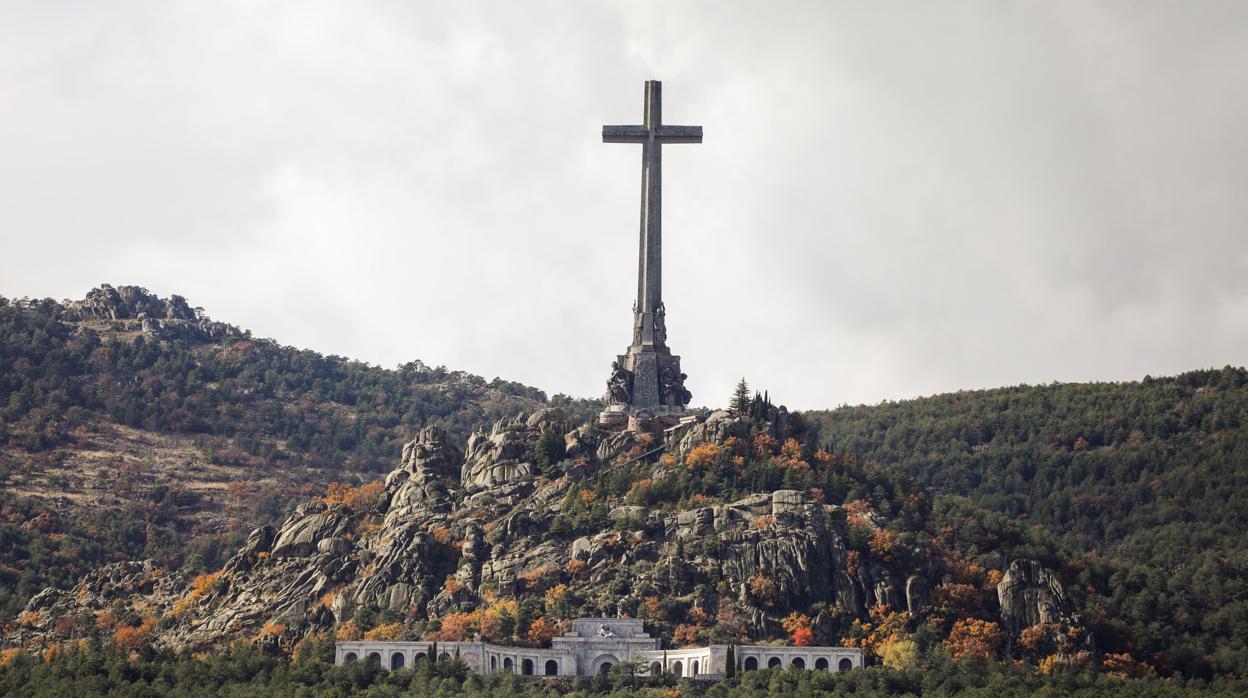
[2,1,1247,410]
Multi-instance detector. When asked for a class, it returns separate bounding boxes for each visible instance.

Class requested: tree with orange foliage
[335,621,362,641]
[844,605,911,660]
[519,563,559,591]
[868,529,902,561]
[1102,652,1153,679]
[437,613,477,641]
[782,612,812,637]
[748,573,777,606]
[943,618,1005,661]
[364,623,404,641]
[843,500,873,527]
[1018,623,1057,658]
[641,595,665,621]
[113,616,157,650]
[322,481,385,511]
[752,434,778,458]
[685,443,723,470]
[673,623,703,646]
[526,617,559,647]
[544,583,571,618]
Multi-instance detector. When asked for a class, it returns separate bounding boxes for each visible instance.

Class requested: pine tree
[731,378,750,415]
[725,644,736,678]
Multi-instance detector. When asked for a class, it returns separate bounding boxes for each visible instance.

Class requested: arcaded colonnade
[335,618,863,679]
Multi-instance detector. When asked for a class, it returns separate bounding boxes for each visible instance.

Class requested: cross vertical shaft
[639,80,662,329]
[603,80,702,348]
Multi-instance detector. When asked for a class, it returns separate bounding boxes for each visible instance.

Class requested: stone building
[336,617,863,678]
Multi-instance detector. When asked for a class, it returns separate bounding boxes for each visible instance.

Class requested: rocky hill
[5,406,1085,679]
[3,286,1246,682]
[0,286,596,622]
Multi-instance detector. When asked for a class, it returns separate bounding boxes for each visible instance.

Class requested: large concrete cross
[603,80,702,347]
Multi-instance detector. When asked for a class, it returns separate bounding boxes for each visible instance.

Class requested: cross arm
[603,125,649,143]
[654,125,702,143]
[603,124,704,144]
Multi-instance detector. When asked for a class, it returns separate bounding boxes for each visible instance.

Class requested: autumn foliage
[943,617,1005,661]
[168,570,222,618]
[322,481,385,511]
[685,443,723,470]
[782,612,813,646]
[526,617,559,646]
[362,623,403,641]
[113,616,157,650]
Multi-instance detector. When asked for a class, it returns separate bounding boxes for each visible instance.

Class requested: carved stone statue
[607,361,633,404]
[660,365,692,406]
[653,304,667,346]
[597,623,616,638]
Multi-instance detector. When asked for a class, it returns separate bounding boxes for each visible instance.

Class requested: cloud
[2,1,1247,409]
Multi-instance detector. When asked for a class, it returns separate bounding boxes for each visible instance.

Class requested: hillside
[7,406,1092,677]
[2,285,1247,688]
[0,286,599,621]
[807,370,1248,678]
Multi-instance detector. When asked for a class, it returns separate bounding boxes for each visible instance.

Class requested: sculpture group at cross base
[605,360,691,408]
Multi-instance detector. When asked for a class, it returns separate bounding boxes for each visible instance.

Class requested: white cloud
[2,1,1247,410]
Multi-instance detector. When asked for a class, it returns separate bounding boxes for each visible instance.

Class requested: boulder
[240,525,276,556]
[668,410,745,462]
[771,489,807,517]
[317,537,353,556]
[997,559,1073,633]
[460,415,543,493]
[271,512,349,558]
[398,426,462,480]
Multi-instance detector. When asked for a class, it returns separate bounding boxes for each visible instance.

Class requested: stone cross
[603,80,702,348]
[599,81,700,423]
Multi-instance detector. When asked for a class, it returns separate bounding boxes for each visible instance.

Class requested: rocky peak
[62,285,241,342]
[386,426,464,522]
[66,284,197,321]
[460,409,566,496]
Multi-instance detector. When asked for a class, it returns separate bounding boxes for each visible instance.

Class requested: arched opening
[672,660,683,677]
[815,657,829,671]
[414,652,427,663]
[522,658,534,675]
[743,656,758,671]
[767,657,782,669]
[503,657,513,673]
[343,652,358,663]
[545,659,559,676]
[391,653,406,670]
[439,652,451,662]
[591,654,619,676]
[838,658,853,672]
[367,652,381,665]
[649,662,662,676]
[691,660,699,676]
[791,657,805,670]
[490,655,497,671]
